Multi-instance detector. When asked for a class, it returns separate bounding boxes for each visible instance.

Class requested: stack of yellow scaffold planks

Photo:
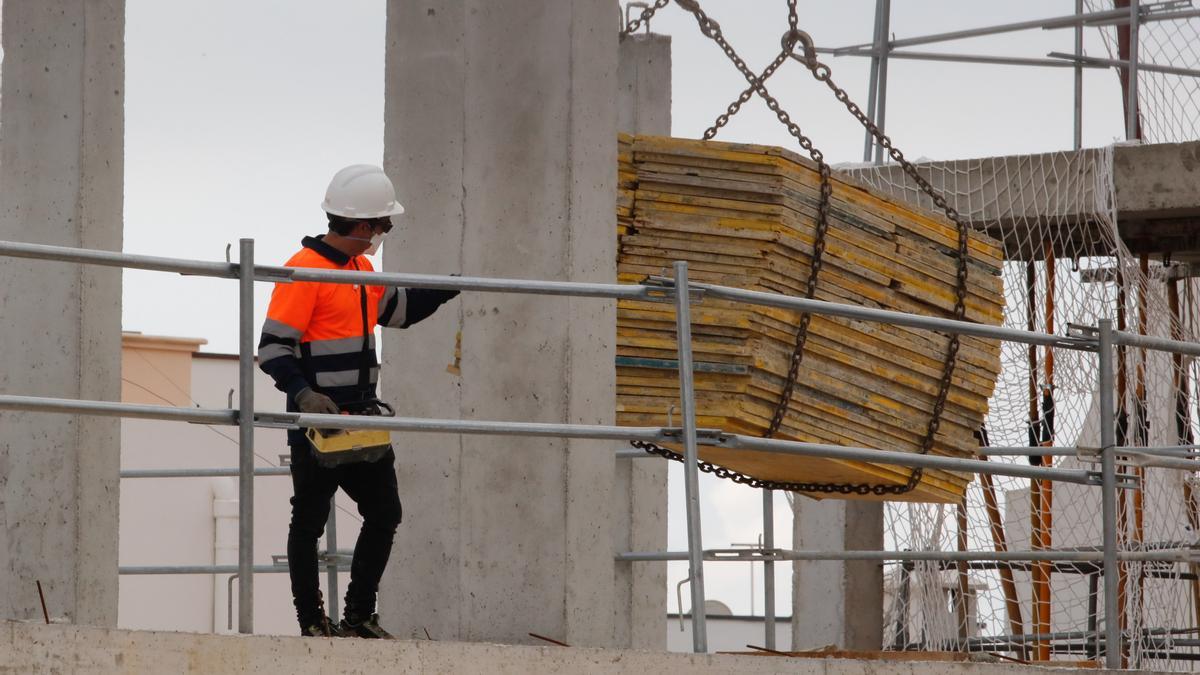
[615,134,1005,503]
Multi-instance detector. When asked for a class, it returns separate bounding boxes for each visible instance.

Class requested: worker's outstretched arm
[258,280,318,397]
[377,286,459,329]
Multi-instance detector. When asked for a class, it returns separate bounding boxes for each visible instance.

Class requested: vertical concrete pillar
[0,0,125,626]
[617,33,672,138]
[792,499,884,650]
[381,1,620,646]
[614,31,671,650]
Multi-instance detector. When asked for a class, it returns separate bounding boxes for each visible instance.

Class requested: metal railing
[3,239,1200,667]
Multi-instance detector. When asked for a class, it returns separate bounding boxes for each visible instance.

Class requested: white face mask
[346,232,387,256]
[365,232,386,256]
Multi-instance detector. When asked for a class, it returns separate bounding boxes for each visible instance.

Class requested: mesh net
[1083,0,1200,144]
[843,7,1200,667]
[848,150,1199,668]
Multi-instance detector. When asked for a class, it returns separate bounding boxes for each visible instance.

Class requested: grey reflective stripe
[307,334,376,356]
[315,367,379,388]
[262,317,302,340]
[380,287,408,328]
[258,343,297,363]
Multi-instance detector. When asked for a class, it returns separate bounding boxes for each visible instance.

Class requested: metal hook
[784,29,821,69]
[780,28,804,53]
[225,243,232,264]
[667,403,677,428]
[676,575,691,632]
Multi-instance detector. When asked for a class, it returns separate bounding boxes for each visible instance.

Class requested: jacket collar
[302,235,353,267]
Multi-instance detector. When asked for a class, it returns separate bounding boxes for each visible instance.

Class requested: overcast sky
[123,1,1135,621]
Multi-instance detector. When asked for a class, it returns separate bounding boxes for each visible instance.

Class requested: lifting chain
[631,0,972,497]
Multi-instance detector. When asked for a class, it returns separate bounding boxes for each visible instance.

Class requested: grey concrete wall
[0,622,1144,675]
[792,499,884,651]
[613,31,671,651]
[380,1,621,647]
[0,0,124,626]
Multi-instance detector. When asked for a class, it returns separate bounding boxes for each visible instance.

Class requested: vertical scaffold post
[1099,319,1120,668]
[674,261,707,653]
[238,238,256,634]
[763,489,776,650]
[326,499,339,621]
[1126,0,1141,141]
[872,0,892,165]
[862,0,885,162]
[1073,0,1083,150]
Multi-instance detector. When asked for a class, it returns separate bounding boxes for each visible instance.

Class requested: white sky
[122,1,1135,622]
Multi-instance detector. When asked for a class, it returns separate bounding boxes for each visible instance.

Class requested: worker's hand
[296,388,340,415]
[436,273,461,303]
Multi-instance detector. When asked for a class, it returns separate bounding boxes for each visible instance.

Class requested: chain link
[631,0,972,497]
[790,37,971,493]
[621,0,672,39]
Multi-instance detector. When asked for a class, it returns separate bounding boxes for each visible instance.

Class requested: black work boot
[299,590,344,637]
[339,612,394,639]
[301,614,343,637]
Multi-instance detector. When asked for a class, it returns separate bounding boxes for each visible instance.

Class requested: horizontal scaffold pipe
[0,394,235,425]
[1115,329,1200,358]
[0,394,1112,485]
[0,239,1123,352]
[120,565,302,575]
[617,548,1200,563]
[717,433,1105,485]
[120,468,291,478]
[0,239,657,301]
[0,240,236,278]
[279,267,656,301]
[695,283,1098,351]
[11,240,1200,358]
[982,445,1200,458]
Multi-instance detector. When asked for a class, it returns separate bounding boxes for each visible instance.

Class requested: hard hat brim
[321,201,406,219]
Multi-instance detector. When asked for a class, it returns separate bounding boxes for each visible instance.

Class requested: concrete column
[792,499,884,650]
[617,33,672,138]
[0,0,125,626]
[614,31,671,650]
[381,1,620,647]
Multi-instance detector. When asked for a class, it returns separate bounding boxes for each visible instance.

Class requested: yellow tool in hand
[306,400,394,467]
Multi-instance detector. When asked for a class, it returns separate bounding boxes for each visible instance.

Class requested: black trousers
[287,442,402,626]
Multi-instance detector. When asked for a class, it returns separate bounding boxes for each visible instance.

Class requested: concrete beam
[844,141,1200,262]
[614,31,671,651]
[0,0,124,626]
[381,0,620,647]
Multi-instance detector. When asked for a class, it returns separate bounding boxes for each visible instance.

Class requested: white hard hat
[321,164,406,219]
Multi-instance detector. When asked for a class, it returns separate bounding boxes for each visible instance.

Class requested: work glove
[296,388,340,415]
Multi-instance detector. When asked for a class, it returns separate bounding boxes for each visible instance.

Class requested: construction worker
[258,165,458,637]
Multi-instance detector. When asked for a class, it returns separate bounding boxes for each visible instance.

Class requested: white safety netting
[1084,0,1200,144]
[844,13,1200,663]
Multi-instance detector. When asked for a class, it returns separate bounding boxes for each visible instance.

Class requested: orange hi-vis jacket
[258,235,457,443]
